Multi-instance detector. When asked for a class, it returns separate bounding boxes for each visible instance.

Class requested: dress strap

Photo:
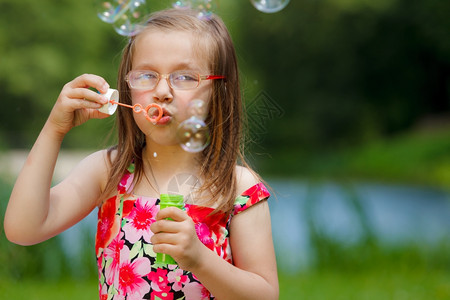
[233,182,270,215]
[117,162,135,195]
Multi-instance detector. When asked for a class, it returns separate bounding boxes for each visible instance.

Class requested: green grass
[280,268,450,300]
[0,278,98,300]
[1,266,449,300]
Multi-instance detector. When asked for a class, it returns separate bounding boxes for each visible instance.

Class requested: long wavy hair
[102,8,252,213]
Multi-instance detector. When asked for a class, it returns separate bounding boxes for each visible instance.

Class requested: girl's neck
[136,140,208,203]
[142,140,202,190]
[143,142,200,172]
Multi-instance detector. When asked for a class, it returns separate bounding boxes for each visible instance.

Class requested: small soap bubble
[173,0,215,19]
[250,0,290,13]
[113,0,149,36]
[96,0,129,23]
[187,99,208,120]
[177,117,210,153]
[173,0,190,8]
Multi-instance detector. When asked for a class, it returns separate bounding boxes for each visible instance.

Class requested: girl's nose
[153,77,173,103]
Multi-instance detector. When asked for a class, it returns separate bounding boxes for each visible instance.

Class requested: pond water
[269,180,450,272]
[60,180,450,273]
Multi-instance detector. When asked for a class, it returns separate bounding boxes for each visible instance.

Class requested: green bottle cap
[160,194,184,206]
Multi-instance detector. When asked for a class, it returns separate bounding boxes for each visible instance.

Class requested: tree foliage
[0,0,449,154]
[237,0,450,153]
[0,0,123,149]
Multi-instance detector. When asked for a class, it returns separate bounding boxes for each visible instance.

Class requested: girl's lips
[156,115,172,125]
[155,108,172,125]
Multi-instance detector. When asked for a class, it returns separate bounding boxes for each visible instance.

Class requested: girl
[5,8,279,300]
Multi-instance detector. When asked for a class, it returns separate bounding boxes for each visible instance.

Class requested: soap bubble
[97,0,132,23]
[177,99,210,152]
[96,0,149,36]
[113,0,149,36]
[177,117,210,153]
[173,0,216,19]
[97,0,123,23]
[250,0,290,13]
[188,99,208,120]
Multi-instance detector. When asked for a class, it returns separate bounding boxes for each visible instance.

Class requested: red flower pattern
[148,268,171,292]
[234,182,270,215]
[96,195,120,257]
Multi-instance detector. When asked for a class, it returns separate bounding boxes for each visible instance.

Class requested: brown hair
[102,8,252,213]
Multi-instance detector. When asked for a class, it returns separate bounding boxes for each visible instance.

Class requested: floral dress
[95,164,270,300]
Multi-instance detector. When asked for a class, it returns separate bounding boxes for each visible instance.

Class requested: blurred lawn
[1,267,449,299]
[280,269,450,299]
[0,278,97,300]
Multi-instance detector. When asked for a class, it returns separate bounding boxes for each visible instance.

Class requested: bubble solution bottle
[156,194,185,266]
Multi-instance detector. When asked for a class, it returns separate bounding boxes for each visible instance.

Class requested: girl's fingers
[67,73,110,94]
[151,232,181,245]
[150,218,182,234]
[47,74,112,134]
[150,215,203,270]
[152,243,177,259]
[70,88,108,105]
[155,207,188,222]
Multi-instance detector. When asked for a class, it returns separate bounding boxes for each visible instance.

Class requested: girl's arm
[151,168,279,300]
[197,201,278,300]
[4,74,111,245]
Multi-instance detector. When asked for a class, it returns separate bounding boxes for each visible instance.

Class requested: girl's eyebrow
[133,61,202,71]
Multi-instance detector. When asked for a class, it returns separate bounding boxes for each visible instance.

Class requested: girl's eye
[138,72,157,80]
[173,73,197,81]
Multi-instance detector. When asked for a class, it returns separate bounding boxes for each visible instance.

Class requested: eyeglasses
[126,70,226,90]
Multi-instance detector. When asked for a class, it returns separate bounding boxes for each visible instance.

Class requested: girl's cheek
[130,90,149,105]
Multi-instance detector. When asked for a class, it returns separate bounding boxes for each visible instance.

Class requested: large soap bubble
[177,99,210,153]
[177,118,210,153]
[187,99,208,120]
[250,0,290,13]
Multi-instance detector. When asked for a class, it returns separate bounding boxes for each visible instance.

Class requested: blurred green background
[1,0,450,299]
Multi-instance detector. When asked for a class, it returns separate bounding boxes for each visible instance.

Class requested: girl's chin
[146,136,180,148]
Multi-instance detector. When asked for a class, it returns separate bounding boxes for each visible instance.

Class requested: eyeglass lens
[128,71,200,90]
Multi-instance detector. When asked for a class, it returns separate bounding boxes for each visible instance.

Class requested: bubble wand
[98,88,163,124]
[113,101,163,124]
[99,89,210,152]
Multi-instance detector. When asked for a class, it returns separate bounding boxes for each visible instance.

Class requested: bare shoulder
[235,165,261,196]
[62,149,112,201]
[75,149,110,172]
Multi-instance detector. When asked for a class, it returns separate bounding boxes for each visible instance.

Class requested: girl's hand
[48,74,110,136]
[150,207,205,271]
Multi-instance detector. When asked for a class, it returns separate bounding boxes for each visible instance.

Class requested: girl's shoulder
[78,149,111,171]
[83,147,118,174]
[235,165,260,195]
[71,149,112,203]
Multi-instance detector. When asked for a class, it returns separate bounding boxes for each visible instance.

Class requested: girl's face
[130,29,212,147]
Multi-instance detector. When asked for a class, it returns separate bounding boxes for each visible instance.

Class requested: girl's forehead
[132,29,212,71]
